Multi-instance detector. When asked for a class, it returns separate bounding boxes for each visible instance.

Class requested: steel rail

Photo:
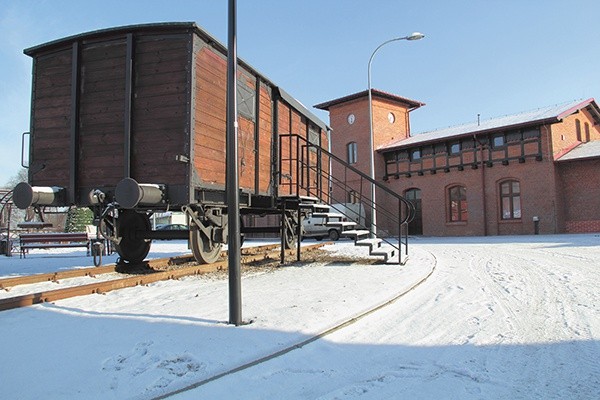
[0,244,282,291]
[0,243,325,312]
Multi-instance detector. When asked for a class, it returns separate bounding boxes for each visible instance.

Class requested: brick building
[315,90,600,236]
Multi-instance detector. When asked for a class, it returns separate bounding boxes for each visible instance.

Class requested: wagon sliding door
[76,33,191,206]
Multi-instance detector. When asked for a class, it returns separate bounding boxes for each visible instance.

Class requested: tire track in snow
[152,248,438,400]
[463,244,600,398]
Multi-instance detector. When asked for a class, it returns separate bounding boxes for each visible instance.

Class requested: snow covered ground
[1,235,599,399]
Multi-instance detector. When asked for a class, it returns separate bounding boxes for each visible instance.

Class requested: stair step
[341,229,370,239]
[327,221,357,229]
[370,247,396,263]
[296,195,320,203]
[311,212,344,219]
[355,238,382,250]
[304,204,331,212]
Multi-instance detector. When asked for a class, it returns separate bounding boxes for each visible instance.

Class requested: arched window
[584,122,590,142]
[576,119,582,141]
[500,180,521,220]
[347,142,358,164]
[347,190,359,204]
[448,185,467,222]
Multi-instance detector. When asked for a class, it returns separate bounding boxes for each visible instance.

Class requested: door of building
[405,188,423,235]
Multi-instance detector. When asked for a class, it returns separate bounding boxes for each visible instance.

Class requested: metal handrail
[278,133,415,263]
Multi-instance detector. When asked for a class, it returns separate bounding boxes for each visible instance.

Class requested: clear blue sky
[1,0,599,186]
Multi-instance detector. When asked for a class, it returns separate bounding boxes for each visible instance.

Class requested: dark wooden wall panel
[78,37,126,189]
[131,34,191,187]
[131,35,190,186]
[30,49,72,188]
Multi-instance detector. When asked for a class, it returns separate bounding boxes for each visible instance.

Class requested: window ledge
[446,221,468,226]
[499,219,522,224]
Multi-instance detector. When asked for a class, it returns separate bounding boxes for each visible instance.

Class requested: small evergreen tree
[65,207,93,232]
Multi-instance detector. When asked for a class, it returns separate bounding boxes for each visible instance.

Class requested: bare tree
[2,168,29,229]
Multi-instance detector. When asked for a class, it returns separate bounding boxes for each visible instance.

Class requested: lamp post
[367,32,424,238]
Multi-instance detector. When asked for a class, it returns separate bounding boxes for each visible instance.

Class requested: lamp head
[406,32,425,41]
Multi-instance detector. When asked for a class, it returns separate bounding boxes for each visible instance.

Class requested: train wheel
[283,210,299,249]
[283,222,297,249]
[114,210,151,264]
[190,228,222,264]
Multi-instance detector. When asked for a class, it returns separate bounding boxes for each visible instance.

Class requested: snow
[1,235,599,399]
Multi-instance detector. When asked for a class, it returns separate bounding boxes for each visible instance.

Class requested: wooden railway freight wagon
[13,22,330,266]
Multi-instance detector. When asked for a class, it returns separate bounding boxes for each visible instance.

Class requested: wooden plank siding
[194,46,227,188]
[193,45,274,196]
[77,37,127,189]
[30,49,73,187]
[258,83,273,194]
[130,34,190,188]
[25,23,328,209]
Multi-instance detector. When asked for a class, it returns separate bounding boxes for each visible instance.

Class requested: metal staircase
[305,202,397,262]
[278,134,415,264]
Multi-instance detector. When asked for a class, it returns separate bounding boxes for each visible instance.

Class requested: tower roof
[314,89,424,111]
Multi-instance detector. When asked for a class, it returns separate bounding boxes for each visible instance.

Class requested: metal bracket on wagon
[183,205,228,244]
[115,178,166,209]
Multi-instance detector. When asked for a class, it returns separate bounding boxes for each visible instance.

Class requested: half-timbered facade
[316,91,600,236]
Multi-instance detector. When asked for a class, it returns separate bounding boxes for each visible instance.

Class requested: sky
[1,0,599,186]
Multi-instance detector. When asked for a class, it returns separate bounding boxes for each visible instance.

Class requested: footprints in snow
[102,340,205,392]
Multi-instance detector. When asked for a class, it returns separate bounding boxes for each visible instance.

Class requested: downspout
[474,133,487,236]
[327,127,332,203]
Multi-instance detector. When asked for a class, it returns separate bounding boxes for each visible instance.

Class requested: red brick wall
[379,155,561,236]
[550,109,600,158]
[328,95,413,208]
[557,158,600,233]
[323,93,600,237]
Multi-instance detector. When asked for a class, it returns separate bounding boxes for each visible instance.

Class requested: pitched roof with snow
[378,98,599,152]
[314,89,425,111]
[556,141,600,162]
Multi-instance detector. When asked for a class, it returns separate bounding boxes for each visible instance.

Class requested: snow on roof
[314,89,424,111]
[379,98,597,152]
[556,141,600,162]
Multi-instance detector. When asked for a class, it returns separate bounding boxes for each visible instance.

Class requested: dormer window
[449,142,461,155]
[492,135,505,148]
[411,149,421,161]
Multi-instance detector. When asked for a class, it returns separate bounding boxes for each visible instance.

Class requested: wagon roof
[24,22,329,132]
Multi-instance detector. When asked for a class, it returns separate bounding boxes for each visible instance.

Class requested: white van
[302,203,366,241]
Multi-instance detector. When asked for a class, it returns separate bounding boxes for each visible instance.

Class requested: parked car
[302,214,342,241]
[156,224,187,231]
[302,203,366,241]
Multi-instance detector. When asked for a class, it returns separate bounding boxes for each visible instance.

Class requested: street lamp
[367,32,424,238]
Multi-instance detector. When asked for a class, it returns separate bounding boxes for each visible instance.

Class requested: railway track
[0,243,325,312]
